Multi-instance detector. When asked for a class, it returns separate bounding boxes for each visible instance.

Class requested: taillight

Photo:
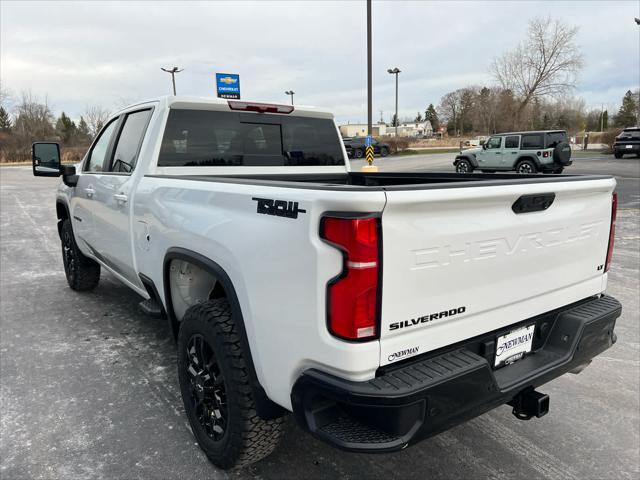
[320,216,380,341]
[605,192,617,272]
[227,101,294,114]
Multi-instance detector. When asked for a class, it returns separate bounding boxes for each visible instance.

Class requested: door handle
[495,152,502,155]
[113,193,128,203]
[84,186,95,198]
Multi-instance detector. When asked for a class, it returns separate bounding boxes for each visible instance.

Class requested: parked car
[613,127,640,158]
[32,97,620,469]
[464,135,488,147]
[343,136,390,158]
[454,130,572,174]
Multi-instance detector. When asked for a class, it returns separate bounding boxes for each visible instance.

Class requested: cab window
[486,137,502,149]
[85,119,118,172]
[505,136,520,149]
[109,109,152,173]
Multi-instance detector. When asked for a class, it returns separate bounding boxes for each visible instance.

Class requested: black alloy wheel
[184,334,227,441]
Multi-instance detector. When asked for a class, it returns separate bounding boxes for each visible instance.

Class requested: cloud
[1,0,638,124]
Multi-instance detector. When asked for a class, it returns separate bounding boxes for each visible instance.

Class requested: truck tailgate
[379,177,616,366]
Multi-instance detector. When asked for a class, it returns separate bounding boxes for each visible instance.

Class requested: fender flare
[515,155,542,169]
[454,154,478,168]
[163,247,285,420]
[55,200,71,239]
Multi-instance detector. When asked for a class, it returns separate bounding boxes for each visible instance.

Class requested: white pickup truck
[33,96,622,470]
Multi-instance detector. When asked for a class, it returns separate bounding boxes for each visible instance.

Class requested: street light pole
[285,90,295,105]
[161,66,183,95]
[387,67,401,141]
[367,0,372,138]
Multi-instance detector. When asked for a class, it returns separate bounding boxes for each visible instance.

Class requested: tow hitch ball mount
[508,389,550,420]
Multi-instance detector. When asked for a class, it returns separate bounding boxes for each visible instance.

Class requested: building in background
[339,122,387,138]
[339,120,432,138]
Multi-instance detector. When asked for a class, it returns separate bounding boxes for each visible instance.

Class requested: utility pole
[161,66,183,95]
[285,90,295,105]
[360,0,377,172]
[600,104,604,132]
[387,67,401,142]
[367,0,372,137]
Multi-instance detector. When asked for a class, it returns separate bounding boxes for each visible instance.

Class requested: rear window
[545,131,567,148]
[621,129,640,139]
[158,110,345,167]
[521,134,544,149]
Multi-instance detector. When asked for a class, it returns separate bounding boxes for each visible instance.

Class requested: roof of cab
[114,95,333,119]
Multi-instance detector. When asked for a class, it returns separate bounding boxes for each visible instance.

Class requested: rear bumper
[614,143,640,153]
[291,295,621,452]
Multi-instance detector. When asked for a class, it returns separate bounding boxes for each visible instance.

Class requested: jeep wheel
[61,219,100,291]
[516,160,537,174]
[380,147,389,157]
[614,151,623,159]
[455,159,473,173]
[177,299,283,469]
[354,148,364,159]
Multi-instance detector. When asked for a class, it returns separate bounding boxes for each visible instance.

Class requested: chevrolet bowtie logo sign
[216,73,241,99]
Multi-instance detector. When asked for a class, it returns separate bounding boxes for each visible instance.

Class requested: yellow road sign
[365,146,374,165]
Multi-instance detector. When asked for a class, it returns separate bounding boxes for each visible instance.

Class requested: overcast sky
[1,0,638,125]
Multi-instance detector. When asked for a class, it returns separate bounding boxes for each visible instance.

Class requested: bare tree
[13,92,55,140]
[438,90,462,136]
[0,82,11,108]
[491,17,583,125]
[84,105,111,137]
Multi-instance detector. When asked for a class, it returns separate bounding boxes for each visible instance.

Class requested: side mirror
[32,142,61,177]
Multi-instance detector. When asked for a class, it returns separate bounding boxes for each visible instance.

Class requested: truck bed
[148,171,612,190]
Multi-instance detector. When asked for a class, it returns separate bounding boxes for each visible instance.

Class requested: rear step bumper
[291,295,621,453]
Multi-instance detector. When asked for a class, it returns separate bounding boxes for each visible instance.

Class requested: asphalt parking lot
[1,156,639,480]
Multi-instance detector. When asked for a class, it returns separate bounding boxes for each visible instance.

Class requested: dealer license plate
[626,145,633,149]
[494,324,535,367]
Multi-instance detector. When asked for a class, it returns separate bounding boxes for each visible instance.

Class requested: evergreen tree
[414,112,423,122]
[602,110,608,130]
[0,106,11,132]
[55,112,77,144]
[424,103,439,131]
[391,114,399,127]
[615,90,639,127]
[77,116,91,143]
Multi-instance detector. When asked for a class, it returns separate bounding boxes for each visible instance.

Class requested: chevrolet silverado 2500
[32,96,622,469]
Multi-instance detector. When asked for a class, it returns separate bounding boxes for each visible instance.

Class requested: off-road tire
[61,219,100,291]
[380,147,389,157]
[354,148,364,159]
[614,151,623,159]
[516,159,537,174]
[177,299,283,469]
[455,158,473,173]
